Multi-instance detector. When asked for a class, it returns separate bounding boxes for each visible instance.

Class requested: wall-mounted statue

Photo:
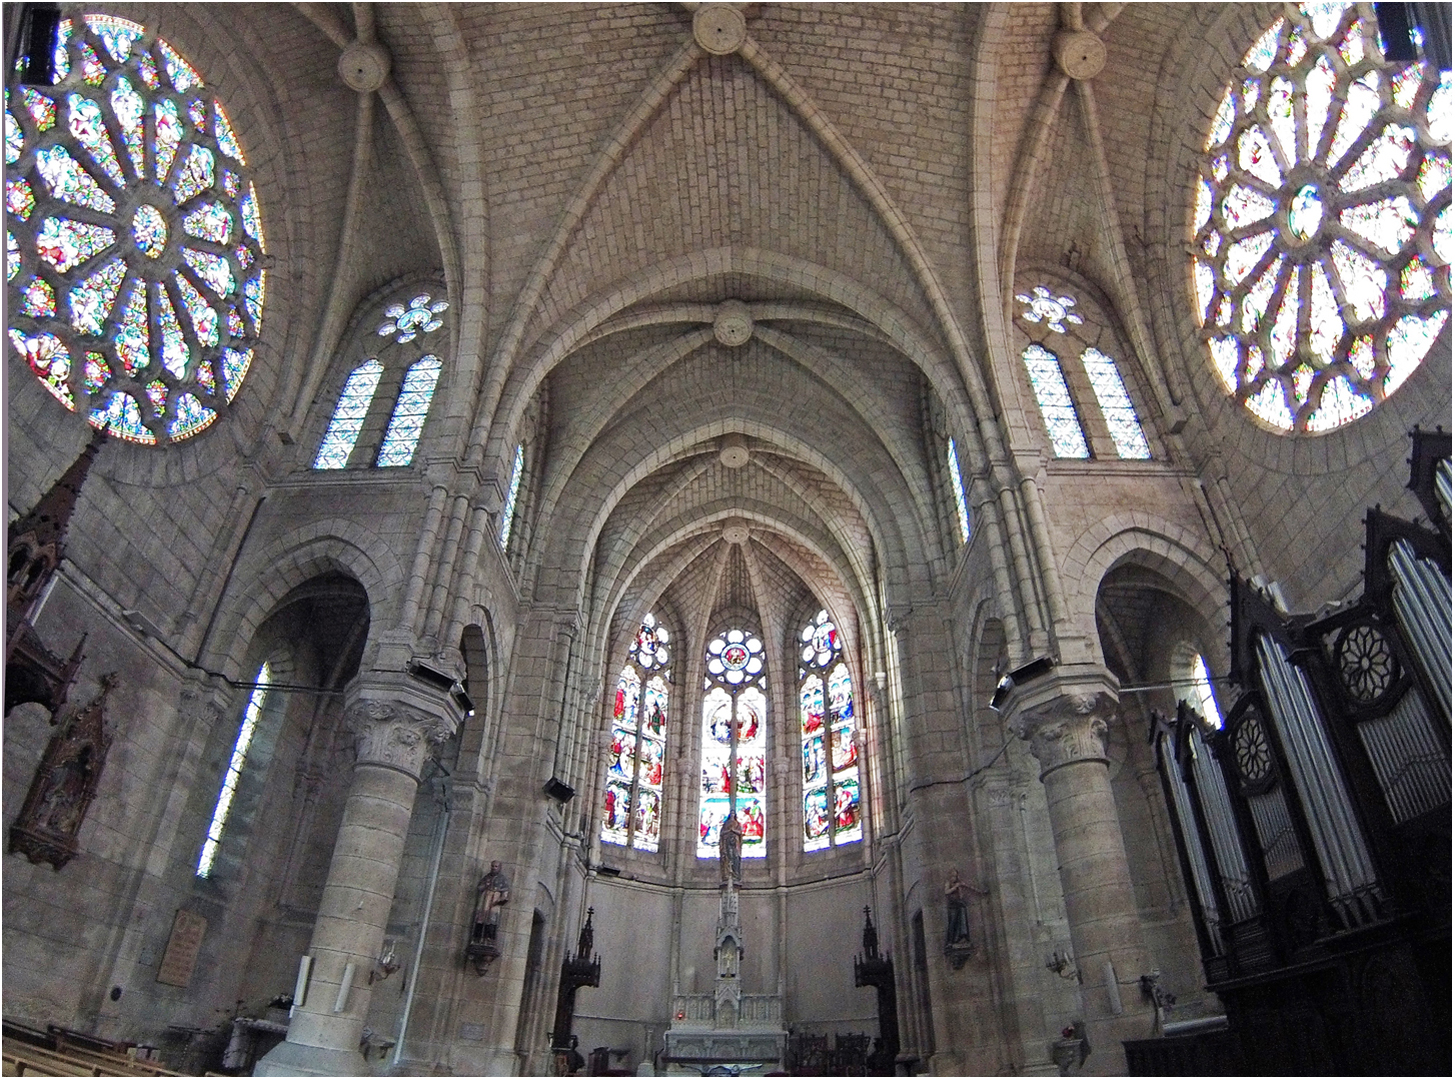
[473,860,511,942]
[9,673,116,870]
[943,867,985,970]
[466,859,510,974]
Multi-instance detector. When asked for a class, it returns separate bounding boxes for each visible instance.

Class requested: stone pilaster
[256,676,462,1077]
[1006,672,1152,1075]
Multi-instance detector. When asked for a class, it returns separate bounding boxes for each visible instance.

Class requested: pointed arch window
[947,438,971,544]
[375,355,441,467]
[311,288,449,470]
[1080,348,1151,459]
[798,610,862,851]
[1191,653,1224,729]
[499,443,524,549]
[601,614,671,852]
[197,661,270,877]
[1022,344,1090,459]
[698,628,768,859]
[313,359,382,469]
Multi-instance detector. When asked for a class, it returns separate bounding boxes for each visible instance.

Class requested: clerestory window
[1015,283,1153,460]
[947,438,971,544]
[312,290,448,470]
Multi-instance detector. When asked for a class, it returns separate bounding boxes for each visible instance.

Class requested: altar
[662,817,786,1075]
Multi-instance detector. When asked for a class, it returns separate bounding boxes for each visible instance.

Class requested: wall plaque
[156,909,207,987]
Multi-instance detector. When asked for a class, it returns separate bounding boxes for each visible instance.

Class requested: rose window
[1192,2,1450,433]
[5,14,267,445]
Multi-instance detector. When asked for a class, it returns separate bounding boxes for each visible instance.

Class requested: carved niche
[9,673,117,870]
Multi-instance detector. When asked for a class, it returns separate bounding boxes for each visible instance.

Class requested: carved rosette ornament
[346,699,456,779]
[1010,693,1115,778]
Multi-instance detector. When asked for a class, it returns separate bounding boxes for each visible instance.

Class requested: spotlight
[989,655,1057,711]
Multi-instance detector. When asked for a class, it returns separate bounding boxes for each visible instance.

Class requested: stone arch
[1062,511,1227,660]
[199,522,405,679]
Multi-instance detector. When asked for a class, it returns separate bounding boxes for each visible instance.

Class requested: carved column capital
[1010,691,1117,778]
[345,697,457,780]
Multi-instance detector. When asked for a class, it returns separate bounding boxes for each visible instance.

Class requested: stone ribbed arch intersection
[524,391,927,617]
[484,248,981,483]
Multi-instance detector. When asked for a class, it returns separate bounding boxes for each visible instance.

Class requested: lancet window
[1015,282,1153,460]
[947,438,971,544]
[798,610,862,851]
[1193,1,1450,432]
[601,614,671,852]
[313,289,448,470]
[197,661,270,877]
[499,443,524,548]
[698,628,768,859]
[6,13,266,444]
[1022,344,1091,459]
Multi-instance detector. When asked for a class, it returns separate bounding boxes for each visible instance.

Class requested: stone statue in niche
[719,813,742,884]
[472,860,511,943]
[9,673,116,870]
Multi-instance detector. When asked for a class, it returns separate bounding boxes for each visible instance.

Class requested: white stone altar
[663,818,786,1075]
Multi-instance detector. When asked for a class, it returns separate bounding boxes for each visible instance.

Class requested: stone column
[256,677,462,1077]
[1007,673,1151,1075]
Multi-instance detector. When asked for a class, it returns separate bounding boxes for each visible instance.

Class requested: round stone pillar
[1008,677,1151,1074]
[256,680,460,1077]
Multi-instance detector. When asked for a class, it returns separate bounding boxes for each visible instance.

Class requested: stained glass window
[798,610,861,852]
[699,628,768,859]
[313,360,382,469]
[6,15,265,445]
[1192,2,1450,433]
[375,356,442,467]
[1022,344,1090,458]
[1080,349,1151,459]
[601,614,672,852]
[197,662,270,877]
[947,438,971,544]
[499,443,525,549]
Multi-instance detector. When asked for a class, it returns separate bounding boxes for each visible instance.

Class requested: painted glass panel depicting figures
[698,628,767,858]
[600,613,671,851]
[798,610,862,851]
[6,15,266,444]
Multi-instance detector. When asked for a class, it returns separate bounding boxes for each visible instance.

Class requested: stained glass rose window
[6,14,267,445]
[1192,2,1450,433]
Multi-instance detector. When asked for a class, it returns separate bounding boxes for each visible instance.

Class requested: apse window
[197,662,270,877]
[1192,1,1450,433]
[947,438,971,544]
[798,610,862,851]
[698,628,768,859]
[601,614,671,852]
[6,14,267,444]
